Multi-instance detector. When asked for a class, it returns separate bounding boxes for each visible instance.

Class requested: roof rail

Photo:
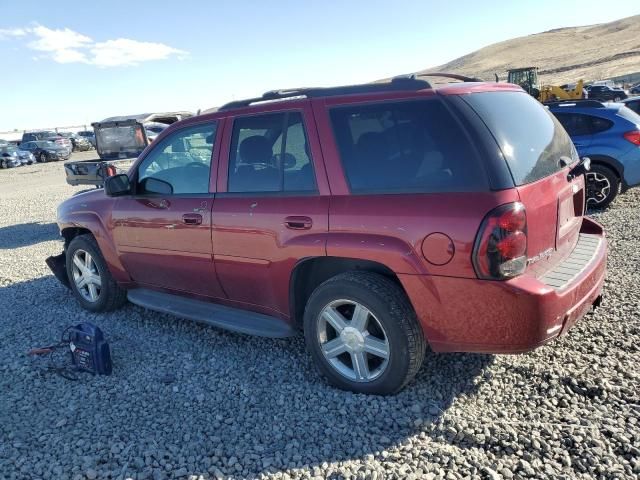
[399,72,485,83]
[544,100,605,108]
[218,77,431,111]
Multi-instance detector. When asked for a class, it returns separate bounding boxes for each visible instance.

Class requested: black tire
[0,159,5,169]
[586,164,619,209]
[303,271,426,395]
[39,152,47,163]
[66,234,127,312]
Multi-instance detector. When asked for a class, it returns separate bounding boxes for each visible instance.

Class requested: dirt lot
[0,158,638,480]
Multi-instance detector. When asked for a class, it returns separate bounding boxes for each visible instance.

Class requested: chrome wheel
[71,249,102,302]
[317,299,390,382]
[586,172,611,205]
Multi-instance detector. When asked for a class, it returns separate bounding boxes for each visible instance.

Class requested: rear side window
[228,112,316,193]
[590,116,614,133]
[554,113,592,136]
[464,92,577,186]
[329,100,487,193]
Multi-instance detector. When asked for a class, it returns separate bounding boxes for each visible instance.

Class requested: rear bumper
[400,217,607,353]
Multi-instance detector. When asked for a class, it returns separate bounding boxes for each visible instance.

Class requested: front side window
[228,112,315,193]
[136,122,217,195]
[330,99,487,193]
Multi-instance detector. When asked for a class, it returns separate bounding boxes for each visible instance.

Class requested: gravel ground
[0,158,638,480]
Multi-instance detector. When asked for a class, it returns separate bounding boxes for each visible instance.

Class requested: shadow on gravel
[0,275,496,479]
[0,222,59,249]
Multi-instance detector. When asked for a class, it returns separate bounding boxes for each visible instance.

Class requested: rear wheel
[0,159,6,169]
[39,152,47,163]
[303,272,425,395]
[613,96,622,102]
[586,164,619,208]
[66,234,127,312]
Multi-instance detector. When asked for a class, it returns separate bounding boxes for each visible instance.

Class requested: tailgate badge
[527,248,554,266]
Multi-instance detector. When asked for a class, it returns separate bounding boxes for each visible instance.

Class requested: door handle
[182,213,202,225]
[284,216,312,230]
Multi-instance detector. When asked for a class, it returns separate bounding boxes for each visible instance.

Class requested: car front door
[111,121,226,299]
[211,105,329,317]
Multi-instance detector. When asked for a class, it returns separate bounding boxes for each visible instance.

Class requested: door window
[228,112,316,193]
[554,113,592,136]
[136,123,217,194]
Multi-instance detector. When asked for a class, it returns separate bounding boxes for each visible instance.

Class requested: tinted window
[330,100,486,193]
[590,116,614,134]
[554,113,592,136]
[228,112,315,193]
[464,92,577,186]
[137,123,216,194]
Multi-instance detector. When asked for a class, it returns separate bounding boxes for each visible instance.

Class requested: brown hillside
[420,15,640,84]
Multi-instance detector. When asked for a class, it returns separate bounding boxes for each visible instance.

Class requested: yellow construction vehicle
[506,67,585,103]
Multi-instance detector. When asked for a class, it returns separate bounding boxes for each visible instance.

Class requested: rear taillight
[623,130,640,146]
[473,202,528,280]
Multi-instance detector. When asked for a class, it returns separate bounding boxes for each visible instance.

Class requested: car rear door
[110,121,226,299]
[211,103,329,317]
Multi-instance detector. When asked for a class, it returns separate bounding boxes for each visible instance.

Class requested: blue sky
[1,1,638,131]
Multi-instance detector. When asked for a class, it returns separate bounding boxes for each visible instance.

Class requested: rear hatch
[92,119,149,160]
[462,91,585,275]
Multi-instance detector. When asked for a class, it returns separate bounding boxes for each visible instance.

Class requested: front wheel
[303,272,425,395]
[66,234,127,312]
[586,164,619,208]
[39,152,47,163]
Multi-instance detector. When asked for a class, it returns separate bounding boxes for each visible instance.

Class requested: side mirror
[104,174,131,196]
[139,177,173,195]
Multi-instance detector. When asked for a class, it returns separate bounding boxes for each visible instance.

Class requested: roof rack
[544,100,605,108]
[218,76,431,111]
[398,72,485,83]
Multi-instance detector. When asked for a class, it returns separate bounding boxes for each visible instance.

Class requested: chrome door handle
[182,213,202,225]
[284,216,312,230]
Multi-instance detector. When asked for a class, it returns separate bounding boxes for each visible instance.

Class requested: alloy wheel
[586,171,611,205]
[71,249,102,302]
[317,299,390,382]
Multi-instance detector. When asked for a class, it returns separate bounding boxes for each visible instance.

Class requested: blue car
[548,100,640,207]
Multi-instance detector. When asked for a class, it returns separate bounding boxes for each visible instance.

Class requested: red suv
[47,75,607,394]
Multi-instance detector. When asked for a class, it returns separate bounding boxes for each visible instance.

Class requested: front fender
[58,211,131,284]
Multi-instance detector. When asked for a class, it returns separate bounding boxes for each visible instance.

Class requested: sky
[1,0,639,132]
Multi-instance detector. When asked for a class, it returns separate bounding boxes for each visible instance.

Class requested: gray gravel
[1,158,639,480]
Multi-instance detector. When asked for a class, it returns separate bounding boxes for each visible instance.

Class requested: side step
[127,288,295,338]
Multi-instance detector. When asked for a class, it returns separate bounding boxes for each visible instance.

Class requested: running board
[127,288,295,338]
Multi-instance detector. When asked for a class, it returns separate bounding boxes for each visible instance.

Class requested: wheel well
[61,227,92,248]
[289,257,402,327]
[588,156,623,181]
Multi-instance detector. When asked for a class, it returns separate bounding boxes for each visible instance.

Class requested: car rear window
[463,91,577,186]
[329,99,487,194]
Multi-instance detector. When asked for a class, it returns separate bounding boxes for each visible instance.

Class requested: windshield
[463,91,578,185]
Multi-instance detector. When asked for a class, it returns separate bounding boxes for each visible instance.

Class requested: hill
[419,15,640,85]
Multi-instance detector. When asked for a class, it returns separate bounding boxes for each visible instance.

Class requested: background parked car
[630,83,640,95]
[621,96,640,114]
[77,130,96,147]
[144,122,168,142]
[57,132,92,151]
[19,140,70,162]
[0,145,22,168]
[587,85,627,102]
[549,100,640,207]
[22,131,73,154]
